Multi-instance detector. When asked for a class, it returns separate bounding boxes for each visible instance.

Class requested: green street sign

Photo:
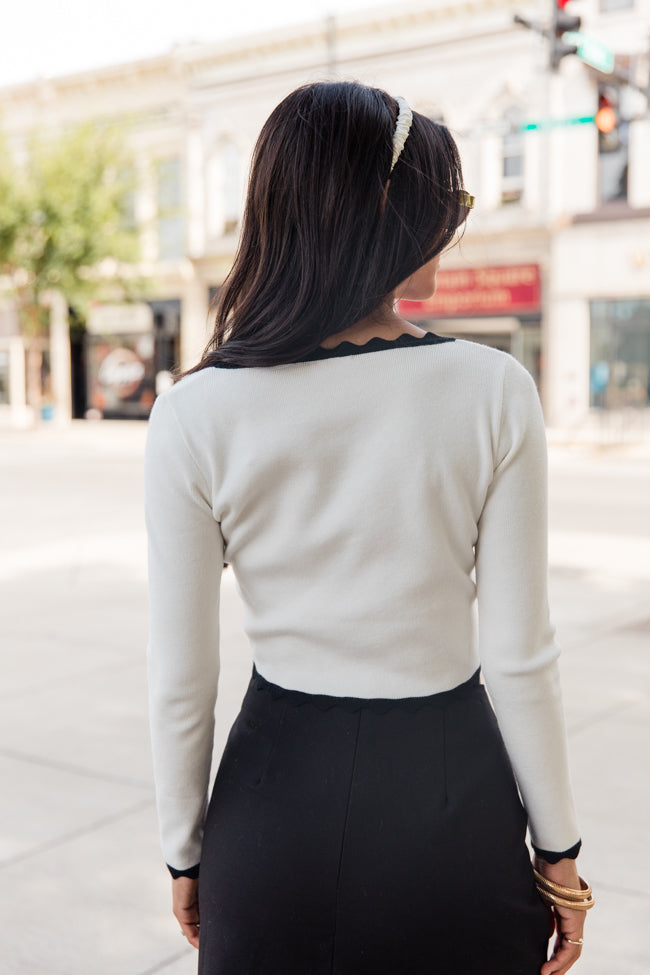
[563,31,614,74]
[521,116,596,132]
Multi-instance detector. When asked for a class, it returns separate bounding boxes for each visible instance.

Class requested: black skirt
[198,665,552,975]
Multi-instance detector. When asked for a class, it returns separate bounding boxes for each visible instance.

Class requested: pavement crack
[0,746,153,791]
[0,797,154,871]
[0,656,146,703]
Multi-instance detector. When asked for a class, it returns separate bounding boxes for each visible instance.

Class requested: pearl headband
[390,96,413,173]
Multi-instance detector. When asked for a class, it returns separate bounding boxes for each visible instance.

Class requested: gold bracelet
[533,869,593,901]
[536,887,595,911]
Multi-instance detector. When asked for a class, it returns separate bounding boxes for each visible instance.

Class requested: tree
[0,119,141,411]
[0,133,23,267]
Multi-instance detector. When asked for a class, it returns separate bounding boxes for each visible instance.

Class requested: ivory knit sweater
[144,332,581,872]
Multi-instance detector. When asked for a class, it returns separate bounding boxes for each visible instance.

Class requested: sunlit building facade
[0,0,649,433]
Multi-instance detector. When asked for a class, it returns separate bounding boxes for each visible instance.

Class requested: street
[0,421,649,975]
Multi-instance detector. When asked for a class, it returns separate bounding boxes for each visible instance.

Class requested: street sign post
[562,31,614,73]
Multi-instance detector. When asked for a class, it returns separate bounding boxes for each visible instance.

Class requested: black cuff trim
[167,862,200,879]
[532,839,582,863]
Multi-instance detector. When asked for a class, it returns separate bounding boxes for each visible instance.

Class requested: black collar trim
[208,331,454,368]
[299,331,453,362]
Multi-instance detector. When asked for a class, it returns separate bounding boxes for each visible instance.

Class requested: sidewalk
[0,423,648,974]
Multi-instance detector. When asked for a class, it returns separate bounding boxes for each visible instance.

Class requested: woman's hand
[535,856,587,975]
[172,876,200,949]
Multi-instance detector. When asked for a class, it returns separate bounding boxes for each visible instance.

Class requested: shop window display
[590,300,650,409]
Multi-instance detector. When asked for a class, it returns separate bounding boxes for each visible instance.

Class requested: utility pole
[513,1,581,74]
[549,1,581,72]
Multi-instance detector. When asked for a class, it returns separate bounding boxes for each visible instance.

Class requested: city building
[0,0,648,434]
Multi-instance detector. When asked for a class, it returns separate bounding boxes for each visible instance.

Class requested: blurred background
[0,0,649,435]
[0,1,649,973]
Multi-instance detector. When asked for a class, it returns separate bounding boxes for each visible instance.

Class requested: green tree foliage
[0,120,140,336]
[0,131,24,272]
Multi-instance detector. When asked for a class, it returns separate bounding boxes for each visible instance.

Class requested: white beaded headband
[390,96,413,173]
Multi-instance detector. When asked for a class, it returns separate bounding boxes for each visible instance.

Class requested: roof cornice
[0,0,522,101]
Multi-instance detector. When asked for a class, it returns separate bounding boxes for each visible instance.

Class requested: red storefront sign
[398,263,541,318]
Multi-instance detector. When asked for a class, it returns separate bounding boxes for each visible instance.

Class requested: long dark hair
[184,80,465,372]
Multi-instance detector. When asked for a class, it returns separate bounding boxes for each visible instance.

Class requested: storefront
[548,214,650,430]
[398,263,543,386]
[590,299,650,409]
[85,299,180,419]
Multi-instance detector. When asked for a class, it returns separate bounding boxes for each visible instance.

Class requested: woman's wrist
[534,854,581,890]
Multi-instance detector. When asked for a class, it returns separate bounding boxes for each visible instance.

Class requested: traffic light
[596,86,621,152]
[551,0,581,70]
[596,84,629,202]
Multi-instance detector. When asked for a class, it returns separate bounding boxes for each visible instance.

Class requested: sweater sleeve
[144,392,224,873]
[475,357,581,855]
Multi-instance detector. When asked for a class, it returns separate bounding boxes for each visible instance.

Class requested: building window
[600,0,634,10]
[156,157,185,259]
[501,107,524,205]
[590,300,650,408]
[206,140,242,238]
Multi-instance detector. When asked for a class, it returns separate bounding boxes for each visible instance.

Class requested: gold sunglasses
[457,191,475,226]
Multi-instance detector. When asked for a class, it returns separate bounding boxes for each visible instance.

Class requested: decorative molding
[0,0,523,104]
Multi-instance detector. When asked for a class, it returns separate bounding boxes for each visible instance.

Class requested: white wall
[629,118,650,209]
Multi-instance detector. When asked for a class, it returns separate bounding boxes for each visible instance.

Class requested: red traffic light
[595,107,616,133]
[557,0,572,7]
[596,90,618,134]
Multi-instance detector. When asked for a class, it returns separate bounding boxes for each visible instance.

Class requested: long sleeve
[475,357,581,854]
[144,392,224,872]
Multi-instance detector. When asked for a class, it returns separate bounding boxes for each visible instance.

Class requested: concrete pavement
[0,420,648,974]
